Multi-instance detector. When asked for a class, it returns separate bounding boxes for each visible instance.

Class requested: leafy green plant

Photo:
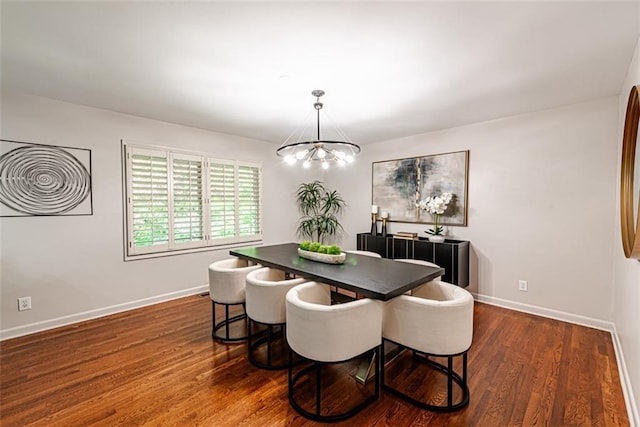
[327,245,341,255]
[296,181,345,244]
[299,241,312,251]
[298,241,342,255]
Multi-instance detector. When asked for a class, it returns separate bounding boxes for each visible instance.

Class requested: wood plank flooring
[0,295,629,426]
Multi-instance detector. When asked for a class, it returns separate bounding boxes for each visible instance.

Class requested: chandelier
[276,90,361,169]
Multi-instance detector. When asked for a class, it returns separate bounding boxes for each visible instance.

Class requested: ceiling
[2,1,639,145]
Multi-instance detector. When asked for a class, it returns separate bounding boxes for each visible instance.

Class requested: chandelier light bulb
[284,155,296,165]
[303,160,311,169]
[321,160,329,170]
[317,147,326,159]
[335,151,346,159]
[337,159,346,167]
[345,154,354,163]
[295,149,308,160]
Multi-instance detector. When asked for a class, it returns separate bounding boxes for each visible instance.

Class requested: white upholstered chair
[346,250,382,258]
[245,267,307,370]
[286,281,383,422]
[381,279,474,411]
[208,258,261,342]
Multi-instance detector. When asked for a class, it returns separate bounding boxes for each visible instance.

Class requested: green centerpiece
[298,241,346,264]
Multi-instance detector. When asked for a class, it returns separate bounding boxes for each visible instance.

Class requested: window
[124,143,262,258]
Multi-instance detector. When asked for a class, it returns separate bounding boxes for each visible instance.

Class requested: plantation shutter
[124,142,262,258]
[172,153,204,249]
[237,163,261,240]
[209,159,236,244]
[126,147,170,255]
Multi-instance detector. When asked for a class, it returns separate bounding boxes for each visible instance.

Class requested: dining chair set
[207,252,474,422]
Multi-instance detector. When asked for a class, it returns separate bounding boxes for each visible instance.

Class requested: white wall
[324,97,619,322]
[0,92,302,337]
[614,36,640,423]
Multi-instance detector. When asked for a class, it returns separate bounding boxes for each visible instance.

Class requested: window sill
[124,239,262,261]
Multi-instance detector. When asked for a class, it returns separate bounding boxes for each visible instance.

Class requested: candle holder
[381,217,387,237]
[370,213,378,235]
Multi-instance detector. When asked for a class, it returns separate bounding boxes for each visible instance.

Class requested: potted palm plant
[296,181,345,244]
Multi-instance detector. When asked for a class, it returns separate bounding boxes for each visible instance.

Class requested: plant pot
[428,235,445,243]
[297,248,346,264]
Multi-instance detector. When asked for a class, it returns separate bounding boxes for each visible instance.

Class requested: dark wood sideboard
[356,233,469,287]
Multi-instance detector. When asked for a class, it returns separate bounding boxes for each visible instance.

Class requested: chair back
[286,282,382,362]
[383,280,473,356]
[245,268,307,324]
[346,250,382,258]
[208,258,261,304]
[396,258,439,268]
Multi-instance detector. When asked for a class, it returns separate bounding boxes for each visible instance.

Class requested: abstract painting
[372,150,468,225]
[0,140,93,217]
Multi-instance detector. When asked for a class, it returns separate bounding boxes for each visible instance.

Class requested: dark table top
[230,243,444,301]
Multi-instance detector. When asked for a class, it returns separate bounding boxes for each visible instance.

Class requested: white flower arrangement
[416,192,453,235]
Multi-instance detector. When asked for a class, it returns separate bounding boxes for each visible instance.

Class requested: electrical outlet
[518,280,528,292]
[18,296,32,311]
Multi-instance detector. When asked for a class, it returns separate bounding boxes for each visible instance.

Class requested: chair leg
[267,325,273,367]
[211,300,248,343]
[315,362,321,416]
[288,349,380,422]
[288,348,293,386]
[381,338,470,412]
[248,320,291,370]
[447,356,453,407]
[463,352,468,384]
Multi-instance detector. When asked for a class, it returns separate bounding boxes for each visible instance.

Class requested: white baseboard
[611,324,640,427]
[472,293,615,332]
[0,284,209,341]
[473,293,638,427]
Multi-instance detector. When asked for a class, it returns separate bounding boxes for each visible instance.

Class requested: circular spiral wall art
[0,141,92,216]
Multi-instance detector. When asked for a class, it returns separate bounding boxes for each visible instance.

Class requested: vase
[298,248,346,264]
[428,235,445,243]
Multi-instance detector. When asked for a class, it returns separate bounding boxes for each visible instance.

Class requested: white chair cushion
[382,280,473,356]
[346,250,382,258]
[208,258,261,304]
[286,282,382,363]
[395,258,440,268]
[246,267,307,324]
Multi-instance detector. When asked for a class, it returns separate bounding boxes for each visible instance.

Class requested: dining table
[230,243,444,301]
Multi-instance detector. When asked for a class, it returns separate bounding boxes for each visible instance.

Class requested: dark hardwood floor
[0,295,629,426]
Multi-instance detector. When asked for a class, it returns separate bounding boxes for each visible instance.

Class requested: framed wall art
[0,139,93,217]
[372,150,468,225]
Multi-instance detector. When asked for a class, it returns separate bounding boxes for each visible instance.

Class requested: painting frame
[0,139,93,217]
[372,150,469,226]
